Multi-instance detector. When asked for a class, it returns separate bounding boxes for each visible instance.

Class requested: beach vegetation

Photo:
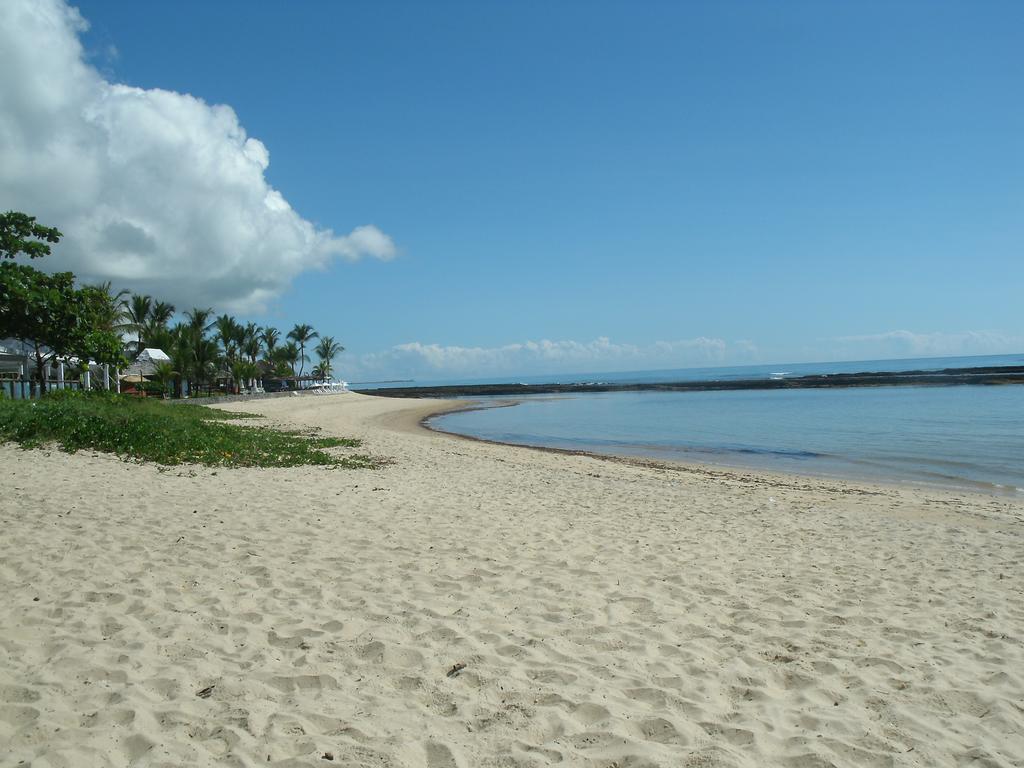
[125,293,153,355]
[1,211,63,260]
[2,210,349,397]
[150,361,179,398]
[287,323,318,377]
[261,326,280,357]
[314,336,345,380]
[0,390,376,468]
[1,261,127,392]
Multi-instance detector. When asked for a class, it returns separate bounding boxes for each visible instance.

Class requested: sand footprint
[569,701,611,726]
[0,685,40,704]
[636,716,688,745]
[424,740,462,768]
[0,704,40,733]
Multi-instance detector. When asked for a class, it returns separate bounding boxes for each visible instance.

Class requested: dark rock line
[355,365,1024,399]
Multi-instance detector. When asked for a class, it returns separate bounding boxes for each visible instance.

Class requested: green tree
[149,300,175,329]
[88,282,133,343]
[192,336,220,394]
[184,307,215,335]
[287,323,318,377]
[242,322,262,363]
[0,211,62,260]
[126,294,152,356]
[261,326,280,357]
[275,341,301,377]
[168,323,193,398]
[75,285,129,369]
[1,263,81,391]
[214,314,240,361]
[314,336,345,381]
[0,263,124,392]
[230,359,257,394]
[150,361,179,399]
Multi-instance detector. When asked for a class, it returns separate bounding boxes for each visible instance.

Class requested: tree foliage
[0,211,62,260]
[315,336,345,380]
[0,262,125,390]
[288,323,318,376]
[1,211,341,397]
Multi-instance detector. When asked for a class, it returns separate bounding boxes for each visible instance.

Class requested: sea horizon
[351,351,1024,389]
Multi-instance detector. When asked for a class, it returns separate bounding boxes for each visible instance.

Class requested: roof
[122,348,171,378]
[137,348,171,363]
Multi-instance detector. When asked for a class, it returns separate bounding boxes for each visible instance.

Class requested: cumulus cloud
[0,0,395,311]
[347,336,750,381]
[833,329,1024,358]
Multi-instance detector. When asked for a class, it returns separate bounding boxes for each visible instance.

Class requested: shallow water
[433,384,1024,495]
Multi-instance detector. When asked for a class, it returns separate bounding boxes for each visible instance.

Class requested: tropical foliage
[0,261,126,392]
[314,336,345,380]
[0,211,62,259]
[0,211,347,397]
[287,323,318,377]
[0,390,377,468]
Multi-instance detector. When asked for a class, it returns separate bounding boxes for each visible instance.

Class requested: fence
[1,378,85,400]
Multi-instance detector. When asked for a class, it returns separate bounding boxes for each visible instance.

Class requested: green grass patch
[175,404,265,421]
[0,391,379,469]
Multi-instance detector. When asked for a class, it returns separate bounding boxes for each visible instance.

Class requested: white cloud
[347,336,751,381]
[0,0,395,312]
[343,329,1024,382]
[833,329,1024,358]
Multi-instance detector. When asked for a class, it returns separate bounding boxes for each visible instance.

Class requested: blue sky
[3,1,1022,379]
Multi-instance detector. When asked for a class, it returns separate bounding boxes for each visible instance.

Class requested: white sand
[2,393,1022,767]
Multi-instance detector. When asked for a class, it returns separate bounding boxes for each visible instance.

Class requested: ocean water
[431,381,1024,495]
[355,352,1024,389]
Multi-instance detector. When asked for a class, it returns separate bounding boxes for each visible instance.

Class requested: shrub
[0,390,377,468]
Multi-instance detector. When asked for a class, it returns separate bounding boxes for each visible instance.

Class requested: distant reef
[354,365,1024,399]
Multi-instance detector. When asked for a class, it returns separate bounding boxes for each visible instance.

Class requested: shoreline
[417,397,1023,500]
[4,392,1023,766]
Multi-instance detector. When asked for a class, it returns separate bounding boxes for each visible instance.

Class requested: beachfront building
[0,343,28,380]
[0,340,119,398]
[120,347,171,383]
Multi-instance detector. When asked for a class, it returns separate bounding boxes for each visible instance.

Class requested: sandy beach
[2,392,1022,768]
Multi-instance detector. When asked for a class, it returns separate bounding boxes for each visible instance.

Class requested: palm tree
[151,361,179,399]
[214,314,240,361]
[143,323,174,355]
[169,323,193,398]
[126,294,152,356]
[192,337,219,395]
[149,301,176,328]
[287,323,318,377]
[314,336,345,381]
[185,307,215,336]
[230,359,258,394]
[87,282,134,364]
[242,322,262,363]
[88,282,132,334]
[260,327,280,358]
[276,341,301,377]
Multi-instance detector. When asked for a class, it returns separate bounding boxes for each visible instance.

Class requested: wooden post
[58,361,65,390]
